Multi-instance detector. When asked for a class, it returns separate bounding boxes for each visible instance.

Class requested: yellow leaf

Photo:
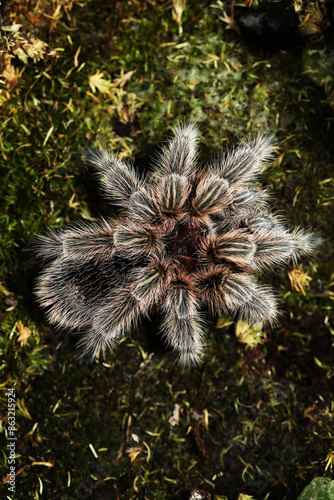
[31,462,54,467]
[25,36,48,61]
[1,23,22,33]
[88,71,113,95]
[215,314,233,329]
[68,193,80,210]
[126,446,143,463]
[235,320,265,347]
[114,69,136,87]
[322,451,334,471]
[0,55,19,88]
[16,320,32,345]
[0,282,11,296]
[288,265,312,296]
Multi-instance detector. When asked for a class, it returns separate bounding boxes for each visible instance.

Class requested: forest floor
[1,1,334,499]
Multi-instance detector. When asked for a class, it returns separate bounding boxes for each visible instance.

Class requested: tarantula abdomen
[35,124,317,365]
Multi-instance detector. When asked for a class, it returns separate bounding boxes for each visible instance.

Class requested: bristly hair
[34,123,319,366]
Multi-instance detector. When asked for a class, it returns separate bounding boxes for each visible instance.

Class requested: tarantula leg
[85,148,144,206]
[222,274,254,307]
[222,274,278,323]
[246,212,282,232]
[214,135,274,185]
[239,284,278,325]
[157,174,191,216]
[114,221,163,256]
[35,260,95,329]
[76,325,122,360]
[197,268,277,323]
[200,230,255,266]
[35,258,127,330]
[32,228,64,261]
[155,123,199,177]
[197,268,261,315]
[252,228,317,271]
[89,291,142,347]
[230,187,269,211]
[195,266,229,315]
[290,228,320,261]
[78,290,142,359]
[129,188,159,221]
[34,219,114,262]
[62,219,114,260]
[192,174,230,216]
[131,257,171,306]
[160,311,204,366]
[163,277,198,319]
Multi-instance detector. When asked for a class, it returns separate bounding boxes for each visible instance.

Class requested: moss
[1,1,333,499]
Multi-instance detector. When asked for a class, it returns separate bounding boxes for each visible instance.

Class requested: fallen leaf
[88,71,113,95]
[17,320,32,345]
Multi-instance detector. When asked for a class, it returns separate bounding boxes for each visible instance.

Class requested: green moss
[1,1,333,499]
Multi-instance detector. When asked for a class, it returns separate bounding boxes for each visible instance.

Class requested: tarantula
[35,124,316,365]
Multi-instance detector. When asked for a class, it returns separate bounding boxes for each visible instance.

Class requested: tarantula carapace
[35,124,316,365]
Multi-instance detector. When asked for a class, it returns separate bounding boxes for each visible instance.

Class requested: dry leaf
[235,320,265,347]
[16,320,32,345]
[88,71,113,95]
[288,265,312,296]
[0,55,19,88]
[169,403,181,426]
[125,446,143,463]
[31,462,54,467]
[114,69,136,87]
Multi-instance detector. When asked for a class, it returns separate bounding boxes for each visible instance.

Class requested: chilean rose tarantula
[35,124,317,365]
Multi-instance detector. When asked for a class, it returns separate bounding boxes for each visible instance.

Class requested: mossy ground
[0,1,333,499]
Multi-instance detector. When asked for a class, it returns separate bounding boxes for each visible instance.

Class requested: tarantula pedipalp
[35,124,317,365]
